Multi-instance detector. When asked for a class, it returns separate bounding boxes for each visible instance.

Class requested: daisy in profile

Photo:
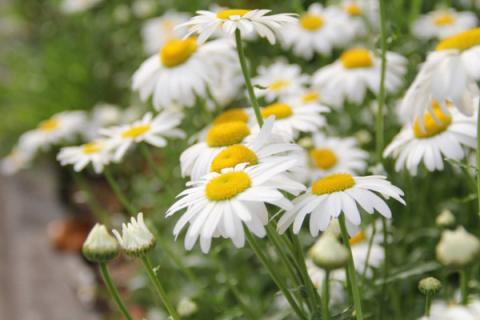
[400,28,480,121]
[0,147,33,176]
[252,61,310,102]
[57,140,112,174]
[254,99,329,140]
[178,8,297,44]
[132,37,237,109]
[141,11,191,55]
[101,111,185,161]
[384,101,476,175]
[18,111,87,153]
[307,133,368,180]
[280,4,354,59]
[412,9,477,40]
[277,173,404,236]
[340,0,379,36]
[313,48,407,106]
[61,0,103,14]
[166,162,304,253]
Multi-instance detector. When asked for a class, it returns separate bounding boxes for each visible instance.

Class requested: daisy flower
[307,133,368,180]
[412,9,477,40]
[422,300,480,320]
[277,173,405,236]
[0,148,33,176]
[279,4,354,59]
[101,111,185,162]
[384,101,476,175]
[252,61,310,102]
[132,37,237,110]
[254,99,329,140]
[61,0,103,14]
[313,48,407,106]
[340,0,379,36]
[400,28,480,121]
[166,162,305,253]
[57,140,112,174]
[178,9,297,44]
[141,11,191,55]
[18,111,87,153]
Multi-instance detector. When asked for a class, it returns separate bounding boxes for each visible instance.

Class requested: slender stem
[104,168,136,216]
[376,0,387,163]
[380,217,390,318]
[339,216,364,320]
[361,222,377,281]
[99,263,134,320]
[73,172,110,225]
[424,294,432,317]
[321,271,330,320]
[234,29,264,127]
[476,100,480,216]
[408,0,422,27]
[141,255,181,320]
[139,143,164,182]
[460,270,469,305]
[245,230,307,319]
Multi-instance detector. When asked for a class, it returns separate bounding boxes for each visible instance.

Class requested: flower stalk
[104,168,137,216]
[99,263,134,320]
[321,271,331,320]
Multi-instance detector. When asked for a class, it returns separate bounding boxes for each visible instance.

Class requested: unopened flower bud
[298,137,313,149]
[436,227,480,269]
[436,209,455,228]
[418,277,442,296]
[177,297,198,317]
[113,212,156,257]
[324,219,340,238]
[309,234,349,271]
[82,224,119,263]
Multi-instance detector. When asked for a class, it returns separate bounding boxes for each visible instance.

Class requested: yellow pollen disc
[216,9,250,20]
[311,173,355,195]
[344,4,362,16]
[82,142,102,155]
[261,103,293,120]
[349,231,366,246]
[160,38,197,68]
[413,101,452,138]
[340,48,373,69]
[205,171,251,201]
[39,118,59,132]
[210,144,258,172]
[436,27,480,51]
[206,122,251,147]
[268,80,290,91]
[213,108,249,125]
[300,14,324,31]
[122,124,151,139]
[309,148,338,170]
[433,14,456,26]
[302,91,320,104]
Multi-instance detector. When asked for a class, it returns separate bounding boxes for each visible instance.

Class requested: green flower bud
[418,277,442,296]
[436,227,480,269]
[436,209,455,228]
[309,233,349,271]
[113,212,156,257]
[177,297,198,317]
[82,224,119,263]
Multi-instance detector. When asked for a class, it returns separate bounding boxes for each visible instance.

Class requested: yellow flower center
[302,91,320,104]
[340,48,373,69]
[160,38,197,68]
[206,122,251,147]
[312,173,355,195]
[349,231,366,246]
[300,14,324,31]
[268,80,290,91]
[205,171,251,201]
[213,108,249,125]
[82,142,102,155]
[122,124,151,138]
[216,9,250,20]
[436,27,480,51]
[261,103,293,119]
[309,148,338,170]
[39,118,59,132]
[210,144,258,172]
[344,4,362,16]
[412,101,452,138]
[433,13,456,26]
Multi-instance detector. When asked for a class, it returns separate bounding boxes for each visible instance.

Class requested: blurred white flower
[61,0,103,14]
[132,0,156,18]
[412,9,477,40]
[57,139,112,173]
[0,147,33,176]
[113,212,156,256]
[340,0,379,36]
[436,226,480,268]
[422,299,480,319]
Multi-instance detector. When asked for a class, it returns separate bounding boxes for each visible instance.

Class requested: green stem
[424,294,432,317]
[321,271,330,320]
[476,99,480,216]
[141,255,181,320]
[234,29,264,127]
[376,0,387,163]
[339,216,364,320]
[139,143,164,182]
[460,270,469,305]
[380,217,390,318]
[99,263,134,320]
[104,168,136,216]
[245,230,307,319]
[408,0,422,27]
[361,222,377,281]
[73,172,110,225]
